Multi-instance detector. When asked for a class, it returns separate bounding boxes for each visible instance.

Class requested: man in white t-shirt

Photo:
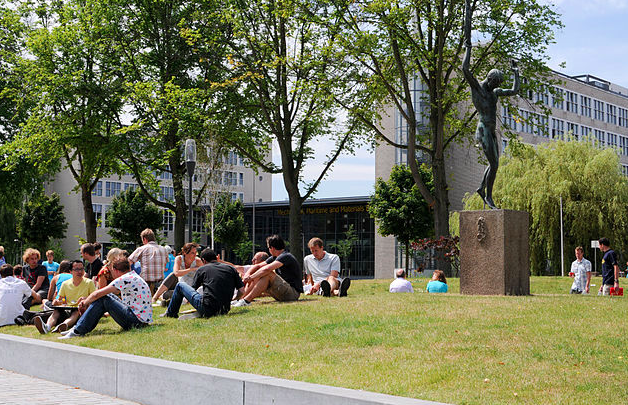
[60,258,152,339]
[570,246,591,294]
[389,269,414,293]
[303,237,350,297]
[0,264,38,326]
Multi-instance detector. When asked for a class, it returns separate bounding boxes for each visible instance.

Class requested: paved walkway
[0,369,141,405]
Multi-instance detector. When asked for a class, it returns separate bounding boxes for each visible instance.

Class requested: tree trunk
[432,151,451,273]
[80,184,97,243]
[288,195,304,270]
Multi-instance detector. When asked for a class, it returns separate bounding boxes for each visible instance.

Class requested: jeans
[166,282,207,317]
[74,294,145,335]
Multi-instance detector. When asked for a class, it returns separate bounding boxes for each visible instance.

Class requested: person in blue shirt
[426,270,448,293]
[164,246,175,279]
[43,250,60,282]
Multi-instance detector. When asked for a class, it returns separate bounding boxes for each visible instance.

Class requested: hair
[266,235,285,251]
[23,248,41,263]
[308,237,324,249]
[107,248,125,264]
[486,69,503,86]
[200,248,217,263]
[58,260,72,274]
[575,246,584,253]
[0,264,13,278]
[46,250,54,257]
[164,245,173,254]
[599,237,610,247]
[81,243,95,257]
[140,228,156,242]
[13,264,23,276]
[112,258,131,273]
[180,243,199,256]
[253,251,269,262]
[94,242,102,251]
[395,268,406,278]
[71,260,84,270]
[433,270,447,284]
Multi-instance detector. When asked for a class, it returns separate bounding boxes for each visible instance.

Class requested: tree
[107,0,231,249]
[369,164,433,272]
[106,189,164,246]
[218,0,369,262]
[330,224,359,277]
[3,0,125,242]
[19,193,67,254]
[329,0,562,241]
[213,196,247,257]
[463,139,628,275]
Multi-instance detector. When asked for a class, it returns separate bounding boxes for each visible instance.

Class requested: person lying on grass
[34,260,95,335]
[59,258,152,339]
[162,248,245,319]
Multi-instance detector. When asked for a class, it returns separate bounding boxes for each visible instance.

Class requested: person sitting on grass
[12,265,25,281]
[152,243,202,304]
[303,237,350,297]
[45,260,73,306]
[59,258,152,339]
[232,235,303,307]
[42,250,59,282]
[23,248,50,307]
[162,248,245,319]
[96,248,127,289]
[0,264,39,327]
[389,269,414,293]
[426,270,448,293]
[34,260,96,334]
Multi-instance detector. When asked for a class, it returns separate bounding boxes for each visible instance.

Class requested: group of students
[0,230,353,339]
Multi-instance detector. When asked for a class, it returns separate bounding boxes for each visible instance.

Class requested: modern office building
[375,71,628,278]
[47,150,272,256]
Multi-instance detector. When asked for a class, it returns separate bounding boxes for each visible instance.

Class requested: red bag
[610,287,623,296]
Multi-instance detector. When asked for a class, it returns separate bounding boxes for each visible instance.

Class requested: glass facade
[243,197,375,278]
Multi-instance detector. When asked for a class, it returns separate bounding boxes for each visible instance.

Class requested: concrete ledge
[0,334,448,405]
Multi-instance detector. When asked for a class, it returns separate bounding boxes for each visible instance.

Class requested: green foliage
[19,193,67,254]
[212,196,247,255]
[464,139,628,275]
[107,189,164,246]
[330,224,359,276]
[234,240,254,263]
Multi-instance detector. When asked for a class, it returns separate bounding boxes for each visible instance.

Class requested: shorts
[267,274,300,302]
[161,273,178,290]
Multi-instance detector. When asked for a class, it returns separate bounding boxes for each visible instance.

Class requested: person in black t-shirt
[23,248,50,307]
[81,243,103,281]
[163,248,245,318]
[232,235,303,307]
[598,237,619,295]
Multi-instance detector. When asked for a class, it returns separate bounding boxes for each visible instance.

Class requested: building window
[622,164,628,177]
[124,183,137,191]
[580,96,591,117]
[163,210,174,234]
[533,113,548,137]
[501,106,515,130]
[535,87,549,105]
[565,91,578,113]
[93,204,103,227]
[103,205,111,228]
[159,186,174,202]
[92,181,102,196]
[621,136,628,156]
[551,118,564,139]
[239,173,244,186]
[619,108,628,128]
[581,126,591,139]
[158,165,172,180]
[192,210,204,233]
[552,88,563,109]
[567,122,578,140]
[594,100,604,121]
[607,132,617,147]
[594,129,605,146]
[238,193,244,201]
[607,104,617,125]
[105,181,121,197]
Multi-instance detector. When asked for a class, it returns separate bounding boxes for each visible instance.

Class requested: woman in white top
[152,243,201,303]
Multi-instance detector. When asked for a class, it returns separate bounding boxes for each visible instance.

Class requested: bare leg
[46,310,60,330]
[243,273,275,302]
[62,311,80,329]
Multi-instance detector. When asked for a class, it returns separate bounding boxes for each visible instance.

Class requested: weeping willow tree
[464,138,628,275]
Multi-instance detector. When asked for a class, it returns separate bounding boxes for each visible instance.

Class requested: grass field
[3,276,628,404]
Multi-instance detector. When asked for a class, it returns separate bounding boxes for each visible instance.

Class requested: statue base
[459,210,530,295]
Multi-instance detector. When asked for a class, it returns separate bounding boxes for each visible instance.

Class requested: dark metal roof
[243,195,370,209]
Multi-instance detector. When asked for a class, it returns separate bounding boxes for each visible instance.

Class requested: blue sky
[272,0,628,201]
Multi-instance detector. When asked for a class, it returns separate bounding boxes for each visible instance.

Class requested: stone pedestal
[460,210,530,295]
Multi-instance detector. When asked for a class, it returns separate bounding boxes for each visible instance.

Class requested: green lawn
[4,276,628,405]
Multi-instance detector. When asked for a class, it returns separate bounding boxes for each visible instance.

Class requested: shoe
[51,323,68,334]
[232,299,250,307]
[34,316,50,334]
[159,312,177,318]
[339,278,351,297]
[60,327,73,336]
[320,280,331,297]
[230,299,238,306]
[58,327,81,340]
[179,311,201,320]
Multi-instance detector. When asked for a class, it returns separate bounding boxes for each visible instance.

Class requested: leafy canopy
[106,189,164,246]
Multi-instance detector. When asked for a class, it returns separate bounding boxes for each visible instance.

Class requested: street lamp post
[252,175,256,257]
[185,139,197,243]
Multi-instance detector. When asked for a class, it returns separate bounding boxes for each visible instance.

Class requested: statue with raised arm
[462,0,519,209]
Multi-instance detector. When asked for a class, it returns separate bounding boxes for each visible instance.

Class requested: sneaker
[33,316,50,335]
[178,311,201,320]
[232,299,250,307]
[339,277,351,297]
[320,280,331,297]
[51,323,68,334]
[159,312,177,318]
[58,327,82,340]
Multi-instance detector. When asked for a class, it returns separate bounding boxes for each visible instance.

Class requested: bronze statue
[462,0,520,209]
